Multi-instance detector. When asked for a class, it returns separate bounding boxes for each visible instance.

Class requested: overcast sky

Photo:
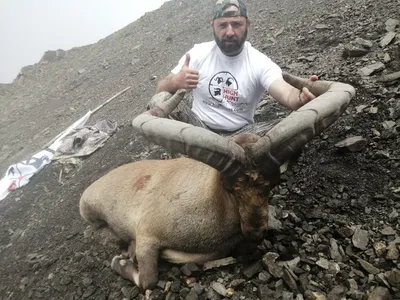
[0,0,168,83]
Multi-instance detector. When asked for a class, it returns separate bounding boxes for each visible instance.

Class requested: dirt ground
[0,0,399,299]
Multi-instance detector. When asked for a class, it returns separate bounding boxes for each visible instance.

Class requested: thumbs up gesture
[176,53,199,90]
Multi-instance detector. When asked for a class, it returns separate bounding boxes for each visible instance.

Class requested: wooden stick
[43,86,131,149]
[91,86,131,115]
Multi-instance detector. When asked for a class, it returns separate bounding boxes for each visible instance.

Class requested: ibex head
[132,73,355,239]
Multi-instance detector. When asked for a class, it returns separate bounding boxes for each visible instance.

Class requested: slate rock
[359,63,385,76]
[368,286,392,300]
[380,32,397,48]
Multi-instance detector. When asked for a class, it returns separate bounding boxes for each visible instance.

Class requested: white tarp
[0,111,91,201]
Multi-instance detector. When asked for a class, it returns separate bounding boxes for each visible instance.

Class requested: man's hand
[268,74,319,110]
[174,53,199,90]
[155,53,200,93]
[298,75,318,105]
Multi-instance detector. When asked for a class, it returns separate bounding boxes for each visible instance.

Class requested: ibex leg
[134,239,160,291]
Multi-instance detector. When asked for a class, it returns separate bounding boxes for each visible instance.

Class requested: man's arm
[156,73,180,93]
[156,53,199,93]
[268,76,317,110]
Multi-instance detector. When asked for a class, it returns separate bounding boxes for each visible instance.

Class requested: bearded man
[155,0,317,135]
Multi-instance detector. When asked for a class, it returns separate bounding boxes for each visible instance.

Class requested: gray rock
[206,288,221,300]
[343,45,370,58]
[380,227,396,236]
[304,291,327,300]
[170,280,181,293]
[282,268,298,291]
[82,286,96,298]
[211,282,227,297]
[367,286,392,300]
[268,205,283,230]
[327,262,340,275]
[355,38,374,49]
[383,52,392,62]
[373,242,387,257]
[257,284,276,299]
[241,260,264,279]
[82,277,92,287]
[380,71,400,83]
[327,285,347,300]
[380,32,397,48]
[329,239,343,262]
[262,252,283,278]
[382,120,396,130]
[165,292,179,300]
[180,262,200,276]
[386,269,400,285]
[358,259,380,274]
[369,107,378,114]
[386,244,399,260]
[298,55,317,62]
[230,279,246,289]
[385,18,399,32]
[347,278,359,294]
[315,24,330,30]
[316,258,330,270]
[282,291,295,300]
[203,257,237,271]
[258,270,272,282]
[335,136,367,153]
[388,209,399,223]
[352,227,369,250]
[283,257,301,271]
[186,288,199,300]
[179,288,191,299]
[377,273,391,288]
[359,63,386,76]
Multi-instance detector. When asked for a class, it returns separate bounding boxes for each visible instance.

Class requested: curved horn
[251,73,356,178]
[282,72,333,97]
[132,90,247,177]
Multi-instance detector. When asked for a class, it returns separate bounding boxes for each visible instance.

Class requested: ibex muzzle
[80,74,355,292]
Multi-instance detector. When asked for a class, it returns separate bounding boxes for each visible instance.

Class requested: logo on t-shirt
[209,72,239,103]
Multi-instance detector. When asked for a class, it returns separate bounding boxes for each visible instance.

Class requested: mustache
[222,38,239,44]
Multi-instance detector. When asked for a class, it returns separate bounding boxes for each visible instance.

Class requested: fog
[0,0,168,83]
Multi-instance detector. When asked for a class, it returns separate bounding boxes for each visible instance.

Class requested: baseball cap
[213,0,248,20]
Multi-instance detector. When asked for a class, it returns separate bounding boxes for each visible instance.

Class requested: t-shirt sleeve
[258,56,283,91]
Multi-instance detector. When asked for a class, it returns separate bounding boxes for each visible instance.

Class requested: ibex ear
[221,174,237,192]
[260,167,280,183]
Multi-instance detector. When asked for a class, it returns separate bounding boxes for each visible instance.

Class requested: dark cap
[213,0,248,20]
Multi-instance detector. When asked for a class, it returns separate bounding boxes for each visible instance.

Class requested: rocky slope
[0,0,399,299]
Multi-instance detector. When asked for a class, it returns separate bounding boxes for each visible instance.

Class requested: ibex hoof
[111,255,138,284]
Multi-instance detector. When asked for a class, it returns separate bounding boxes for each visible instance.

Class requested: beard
[214,28,247,56]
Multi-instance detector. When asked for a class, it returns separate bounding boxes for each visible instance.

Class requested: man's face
[212,5,249,56]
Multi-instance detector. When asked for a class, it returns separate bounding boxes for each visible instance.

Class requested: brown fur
[80,134,273,291]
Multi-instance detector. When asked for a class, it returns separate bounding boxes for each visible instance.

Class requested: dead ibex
[80,73,355,292]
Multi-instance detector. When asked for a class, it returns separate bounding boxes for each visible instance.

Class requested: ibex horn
[251,73,356,178]
[132,89,247,177]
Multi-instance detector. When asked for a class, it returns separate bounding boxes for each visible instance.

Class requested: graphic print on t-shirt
[209,71,239,103]
[207,72,248,113]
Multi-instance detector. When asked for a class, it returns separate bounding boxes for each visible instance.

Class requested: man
[156,0,317,134]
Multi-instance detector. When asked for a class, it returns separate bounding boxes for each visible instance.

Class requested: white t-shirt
[171,41,282,131]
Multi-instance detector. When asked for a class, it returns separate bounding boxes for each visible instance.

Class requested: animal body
[79,74,355,292]
[80,134,272,291]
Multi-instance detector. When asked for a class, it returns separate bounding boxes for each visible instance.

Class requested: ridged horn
[282,72,332,97]
[251,73,356,178]
[132,89,247,177]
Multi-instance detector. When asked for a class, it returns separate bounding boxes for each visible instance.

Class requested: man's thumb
[184,53,191,67]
